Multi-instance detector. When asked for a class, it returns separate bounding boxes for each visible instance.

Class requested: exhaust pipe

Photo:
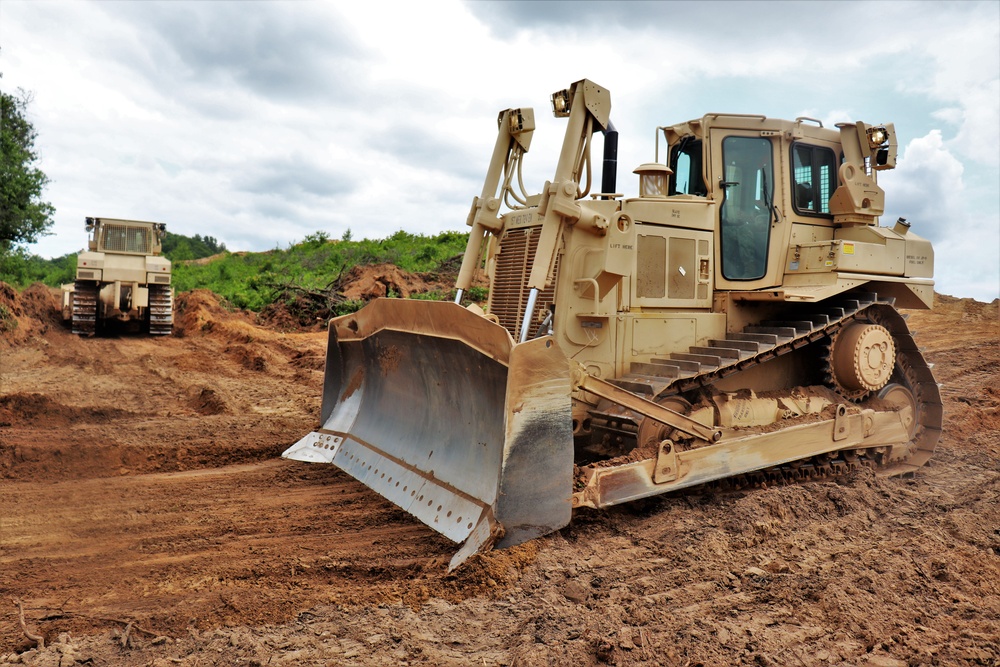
[600,121,618,197]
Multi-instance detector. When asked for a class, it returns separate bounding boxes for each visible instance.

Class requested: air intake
[488,226,559,339]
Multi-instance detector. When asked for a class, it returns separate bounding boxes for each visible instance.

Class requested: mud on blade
[282,299,574,569]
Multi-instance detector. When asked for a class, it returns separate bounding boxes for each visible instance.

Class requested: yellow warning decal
[843,242,855,255]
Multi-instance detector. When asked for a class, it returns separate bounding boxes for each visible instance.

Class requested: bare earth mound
[1,282,997,666]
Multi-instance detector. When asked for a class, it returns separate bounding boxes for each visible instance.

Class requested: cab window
[668,137,706,196]
[792,143,837,215]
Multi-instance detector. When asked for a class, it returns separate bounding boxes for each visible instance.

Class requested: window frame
[668,137,707,196]
[790,142,838,218]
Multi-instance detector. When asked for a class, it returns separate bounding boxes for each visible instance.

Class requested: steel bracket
[833,404,850,441]
[653,439,679,484]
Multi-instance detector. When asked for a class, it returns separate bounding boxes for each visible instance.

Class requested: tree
[161,232,227,261]
[0,86,55,251]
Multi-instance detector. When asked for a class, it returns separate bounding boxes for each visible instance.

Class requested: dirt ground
[1,279,997,666]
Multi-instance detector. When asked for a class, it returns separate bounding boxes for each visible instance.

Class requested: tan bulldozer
[61,217,174,336]
[284,79,941,569]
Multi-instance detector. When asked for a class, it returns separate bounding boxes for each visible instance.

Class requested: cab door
[711,130,786,290]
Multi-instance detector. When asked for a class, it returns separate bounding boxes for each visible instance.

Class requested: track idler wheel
[876,382,917,441]
[830,321,896,399]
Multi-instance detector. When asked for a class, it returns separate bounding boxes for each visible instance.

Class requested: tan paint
[286,79,941,564]
[61,217,173,335]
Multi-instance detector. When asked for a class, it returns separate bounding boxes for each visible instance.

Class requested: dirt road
[1,284,997,666]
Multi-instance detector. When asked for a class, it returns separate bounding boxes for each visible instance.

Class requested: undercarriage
[573,293,941,509]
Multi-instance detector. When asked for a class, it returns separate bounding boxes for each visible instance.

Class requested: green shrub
[410,290,450,301]
[333,299,365,316]
[0,247,77,288]
[0,304,17,332]
[467,286,489,302]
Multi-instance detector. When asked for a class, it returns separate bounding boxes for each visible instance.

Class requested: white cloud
[888,2,1000,167]
[880,131,965,241]
[881,131,998,301]
[1,0,997,301]
[946,80,1000,167]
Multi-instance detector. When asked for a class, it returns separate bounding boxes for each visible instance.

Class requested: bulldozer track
[71,280,99,336]
[594,292,943,482]
[148,284,174,335]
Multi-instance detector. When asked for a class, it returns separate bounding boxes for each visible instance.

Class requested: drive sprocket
[827,320,896,400]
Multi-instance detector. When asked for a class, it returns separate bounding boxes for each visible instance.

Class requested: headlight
[551,89,571,117]
[867,126,888,149]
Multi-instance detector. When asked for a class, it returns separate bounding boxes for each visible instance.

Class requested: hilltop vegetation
[0,231,227,289]
[0,229,475,314]
[162,231,227,261]
[0,247,78,288]
[172,229,472,311]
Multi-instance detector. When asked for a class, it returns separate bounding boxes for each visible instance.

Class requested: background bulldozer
[61,217,174,336]
[285,79,941,569]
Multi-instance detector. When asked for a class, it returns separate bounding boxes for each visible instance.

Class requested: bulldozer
[61,217,174,336]
[284,79,941,569]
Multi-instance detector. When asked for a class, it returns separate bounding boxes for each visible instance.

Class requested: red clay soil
[0,283,997,666]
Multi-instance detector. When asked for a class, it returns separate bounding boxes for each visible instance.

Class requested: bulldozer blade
[283,299,574,569]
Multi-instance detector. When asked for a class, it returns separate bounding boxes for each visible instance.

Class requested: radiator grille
[100,224,151,254]
[488,226,559,339]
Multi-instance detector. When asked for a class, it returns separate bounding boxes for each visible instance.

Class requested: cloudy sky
[2,0,997,301]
